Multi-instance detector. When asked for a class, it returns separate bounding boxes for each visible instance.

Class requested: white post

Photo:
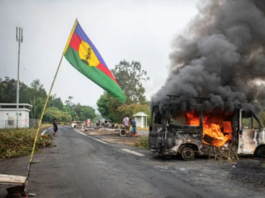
[16,26,23,128]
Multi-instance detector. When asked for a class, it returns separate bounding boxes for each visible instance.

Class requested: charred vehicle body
[148,97,265,160]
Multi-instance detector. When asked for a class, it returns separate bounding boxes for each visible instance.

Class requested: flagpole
[25,19,78,194]
[25,53,64,189]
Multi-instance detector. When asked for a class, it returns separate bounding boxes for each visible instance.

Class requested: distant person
[130,118,138,137]
[123,115,130,134]
[53,119,58,137]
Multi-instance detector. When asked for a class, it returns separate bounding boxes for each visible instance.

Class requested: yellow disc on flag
[78,41,99,66]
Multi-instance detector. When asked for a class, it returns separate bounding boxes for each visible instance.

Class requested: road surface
[0,126,264,198]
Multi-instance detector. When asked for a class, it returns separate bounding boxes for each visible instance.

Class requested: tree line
[0,59,151,124]
[0,77,96,123]
[97,60,150,123]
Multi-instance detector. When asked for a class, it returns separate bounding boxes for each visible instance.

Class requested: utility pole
[16,26,23,128]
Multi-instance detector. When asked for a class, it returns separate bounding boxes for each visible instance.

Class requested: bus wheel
[257,146,265,158]
[181,147,195,161]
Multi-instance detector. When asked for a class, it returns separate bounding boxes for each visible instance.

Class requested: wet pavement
[0,126,264,198]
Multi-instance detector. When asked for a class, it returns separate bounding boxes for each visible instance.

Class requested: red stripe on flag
[69,33,82,52]
[97,63,118,84]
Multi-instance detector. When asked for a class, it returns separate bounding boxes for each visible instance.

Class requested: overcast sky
[0,0,199,109]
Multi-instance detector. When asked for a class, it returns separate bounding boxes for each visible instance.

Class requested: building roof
[133,112,148,117]
[0,103,32,108]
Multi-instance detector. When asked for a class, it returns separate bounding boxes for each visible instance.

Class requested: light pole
[16,26,23,128]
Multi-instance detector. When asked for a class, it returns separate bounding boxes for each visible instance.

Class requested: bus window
[153,107,162,124]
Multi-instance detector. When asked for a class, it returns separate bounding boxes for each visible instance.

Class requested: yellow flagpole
[25,19,78,191]
[26,53,64,182]
[28,54,64,164]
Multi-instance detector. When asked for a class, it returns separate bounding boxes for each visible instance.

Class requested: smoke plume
[152,0,265,114]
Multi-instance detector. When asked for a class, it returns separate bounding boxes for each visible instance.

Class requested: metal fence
[29,119,39,128]
[0,119,39,129]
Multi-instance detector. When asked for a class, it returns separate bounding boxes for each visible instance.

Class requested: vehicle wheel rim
[182,148,194,160]
[184,150,192,158]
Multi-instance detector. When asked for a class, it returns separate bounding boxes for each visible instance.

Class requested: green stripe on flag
[64,47,126,103]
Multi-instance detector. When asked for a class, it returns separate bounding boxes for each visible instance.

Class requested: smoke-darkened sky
[153,0,265,114]
[0,0,199,108]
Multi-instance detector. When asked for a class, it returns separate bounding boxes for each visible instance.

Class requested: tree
[97,60,150,122]
[0,77,95,123]
[112,60,149,104]
[50,96,64,110]
[30,79,47,99]
[64,96,76,120]
[92,114,101,122]
[75,103,82,120]
[97,92,110,119]
[43,107,72,122]
[117,103,150,117]
[0,77,17,103]
[80,106,96,121]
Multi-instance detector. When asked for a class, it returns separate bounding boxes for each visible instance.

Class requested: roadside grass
[0,127,54,159]
[41,123,52,128]
[138,127,149,131]
[135,136,148,149]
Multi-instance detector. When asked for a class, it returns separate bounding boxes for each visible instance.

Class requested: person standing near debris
[130,118,138,137]
[123,115,130,134]
[53,119,58,137]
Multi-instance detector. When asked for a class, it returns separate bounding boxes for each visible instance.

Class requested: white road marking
[41,130,47,136]
[74,129,145,157]
[74,129,107,144]
[122,149,145,157]
[41,127,53,136]
[74,129,87,136]
[89,137,108,144]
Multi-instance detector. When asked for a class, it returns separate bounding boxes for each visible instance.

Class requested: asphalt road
[1,126,264,198]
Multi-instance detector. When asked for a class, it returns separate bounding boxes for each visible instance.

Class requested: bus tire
[257,146,265,158]
[181,147,195,161]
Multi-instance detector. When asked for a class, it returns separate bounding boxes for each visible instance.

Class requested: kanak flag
[63,20,126,103]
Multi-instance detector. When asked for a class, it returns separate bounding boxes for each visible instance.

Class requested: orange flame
[185,112,232,147]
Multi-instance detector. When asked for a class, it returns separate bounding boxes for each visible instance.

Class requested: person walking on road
[130,118,138,137]
[123,115,130,134]
[53,119,58,137]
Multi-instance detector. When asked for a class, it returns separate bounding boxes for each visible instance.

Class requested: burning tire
[120,129,126,136]
[257,146,265,158]
[181,147,195,161]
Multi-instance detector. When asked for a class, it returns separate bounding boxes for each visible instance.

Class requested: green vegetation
[97,60,150,122]
[0,77,96,122]
[135,136,148,149]
[0,128,53,159]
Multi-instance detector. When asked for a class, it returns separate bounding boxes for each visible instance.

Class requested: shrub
[135,136,148,149]
[0,130,53,159]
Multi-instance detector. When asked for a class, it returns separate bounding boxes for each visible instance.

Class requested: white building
[133,112,148,128]
[0,103,32,129]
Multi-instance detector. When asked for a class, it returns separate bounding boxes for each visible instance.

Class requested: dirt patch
[101,137,139,146]
[83,129,146,147]
[84,129,118,136]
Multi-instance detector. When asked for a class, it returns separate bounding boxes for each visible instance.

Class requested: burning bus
[148,96,265,160]
[148,0,265,160]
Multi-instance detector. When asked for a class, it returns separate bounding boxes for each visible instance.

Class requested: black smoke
[152,0,265,115]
